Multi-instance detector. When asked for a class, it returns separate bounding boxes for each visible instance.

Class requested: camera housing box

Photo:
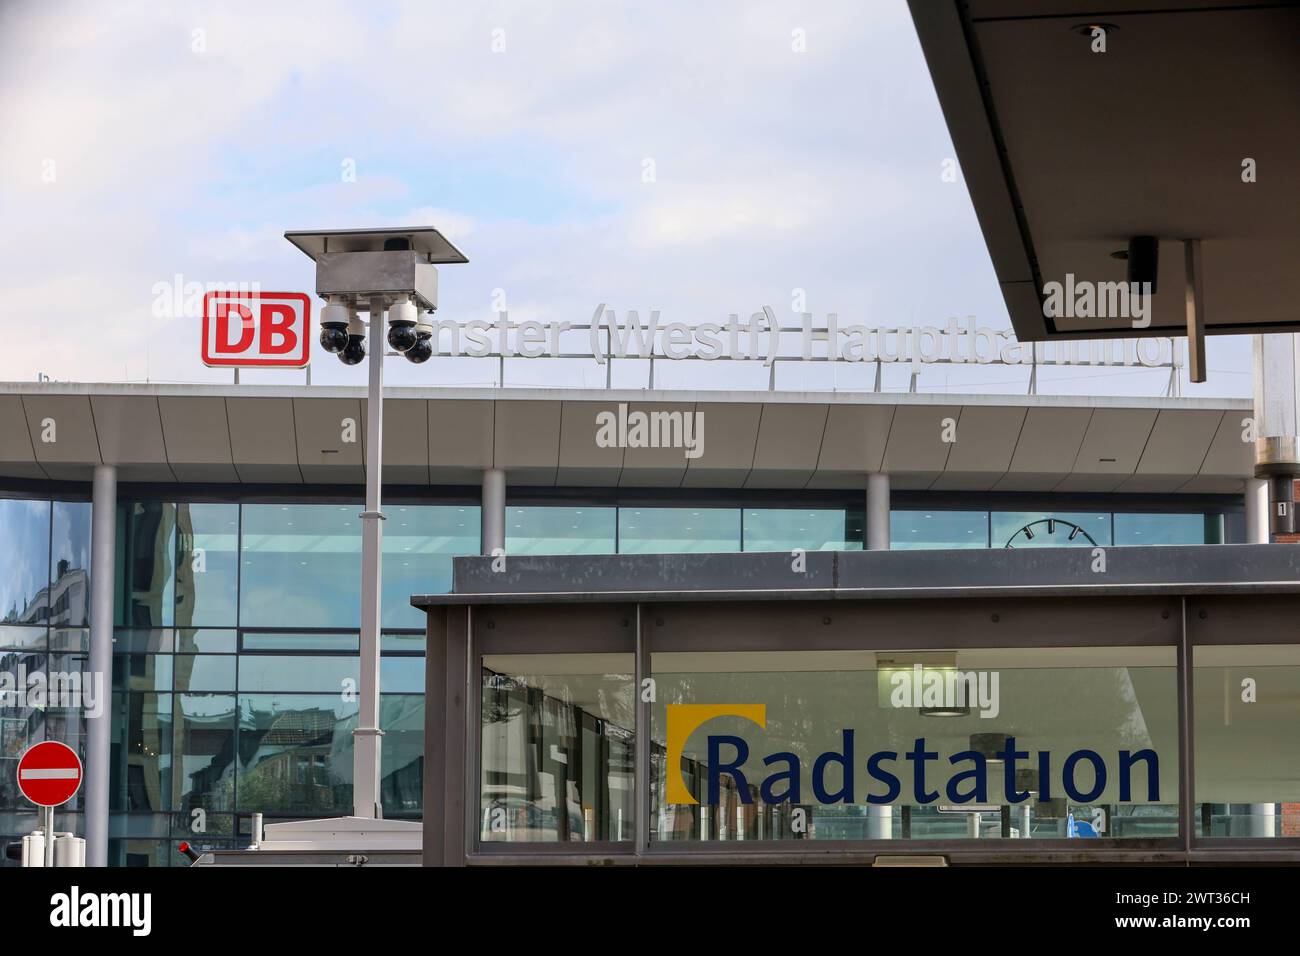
[285,226,466,314]
[315,251,439,312]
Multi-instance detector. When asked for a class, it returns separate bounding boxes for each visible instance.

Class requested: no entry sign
[16,741,83,807]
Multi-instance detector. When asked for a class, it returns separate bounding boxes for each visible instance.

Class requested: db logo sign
[202,291,311,368]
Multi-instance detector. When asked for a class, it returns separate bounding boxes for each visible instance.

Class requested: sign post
[17,741,83,868]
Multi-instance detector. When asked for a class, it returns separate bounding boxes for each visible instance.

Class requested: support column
[481,468,505,554]
[1246,477,1269,544]
[866,471,891,839]
[866,472,890,552]
[86,463,116,867]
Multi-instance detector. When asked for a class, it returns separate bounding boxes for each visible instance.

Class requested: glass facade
[0,490,1251,863]
[649,647,1178,841]
[1194,645,1300,837]
[479,654,634,842]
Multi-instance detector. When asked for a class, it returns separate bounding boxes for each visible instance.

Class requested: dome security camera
[319,299,352,354]
[406,330,433,363]
[386,296,418,352]
[339,333,367,365]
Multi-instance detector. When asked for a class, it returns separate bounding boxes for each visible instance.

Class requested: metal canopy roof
[284,226,468,264]
[411,546,1300,606]
[908,0,1300,341]
[0,383,1252,493]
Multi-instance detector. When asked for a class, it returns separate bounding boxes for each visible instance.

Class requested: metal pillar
[866,473,890,552]
[1252,333,1299,535]
[1246,477,1269,544]
[354,298,386,819]
[481,468,505,554]
[867,471,891,837]
[867,806,892,839]
[1183,239,1207,384]
[85,463,115,866]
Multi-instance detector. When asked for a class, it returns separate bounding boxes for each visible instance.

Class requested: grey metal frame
[421,562,1300,865]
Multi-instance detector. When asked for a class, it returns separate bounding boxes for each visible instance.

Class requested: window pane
[173,655,236,693]
[176,629,236,654]
[0,625,47,651]
[618,508,740,554]
[113,653,173,693]
[991,512,1111,549]
[237,694,357,814]
[382,505,480,628]
[506,507,616,555]
[1114,513,1210,546]
[115,629,174,654]
[238,655,356,693]
[118,502,175,627]
[743,508,863,552]
[110,691,172,813]
[241,632,358,652]
[651,646,1177,842]
[890,511,988,550]
[50,500,91,627]
[381,695,424,814]
[1195,645,1300,837]
[378,656,422,694]
[173,694,236,812]
[0,497,50,625]
[240,505,360,628]
[175,503,239,627]
[481,654,635,842]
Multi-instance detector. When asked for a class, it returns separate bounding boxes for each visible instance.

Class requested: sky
[0,0,1255,398]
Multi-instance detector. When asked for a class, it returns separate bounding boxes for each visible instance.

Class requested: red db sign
[202,291,311,368]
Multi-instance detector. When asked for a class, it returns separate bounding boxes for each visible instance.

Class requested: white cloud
[0,0,1250,396]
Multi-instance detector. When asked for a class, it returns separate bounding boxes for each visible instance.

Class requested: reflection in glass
[236,694,357,814]
[480,654,634,842]
[743,508,863,552]
[0,498,50,625]
[238,655,357,693]
[381,695,424,814]
[175,629,236,654]
[117,502,176,627]
[890,510,988,549]
[617,508,740,554]
[175,504,239,627]
[173,655,236,693]
[1114,513,1212,546]
[382,505,480,628]
[50,500,91,627]
[650,647,1177,841]
[0,625,47,651]
[113,653,173,693]
[506,507,616,555]
[992,512,1111,549]
[240,505,360,628]
[110,691,172,813]
[173,694,236,812]
[1194,645,1300,837]
[241,632,358,652]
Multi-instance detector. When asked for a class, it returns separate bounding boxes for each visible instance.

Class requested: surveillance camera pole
[355,295,387,819]
[285,226,467,823]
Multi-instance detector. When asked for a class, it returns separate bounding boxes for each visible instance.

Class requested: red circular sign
[16,741,83,807]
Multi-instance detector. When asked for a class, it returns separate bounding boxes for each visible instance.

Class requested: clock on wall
[1002,518,1098,549]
